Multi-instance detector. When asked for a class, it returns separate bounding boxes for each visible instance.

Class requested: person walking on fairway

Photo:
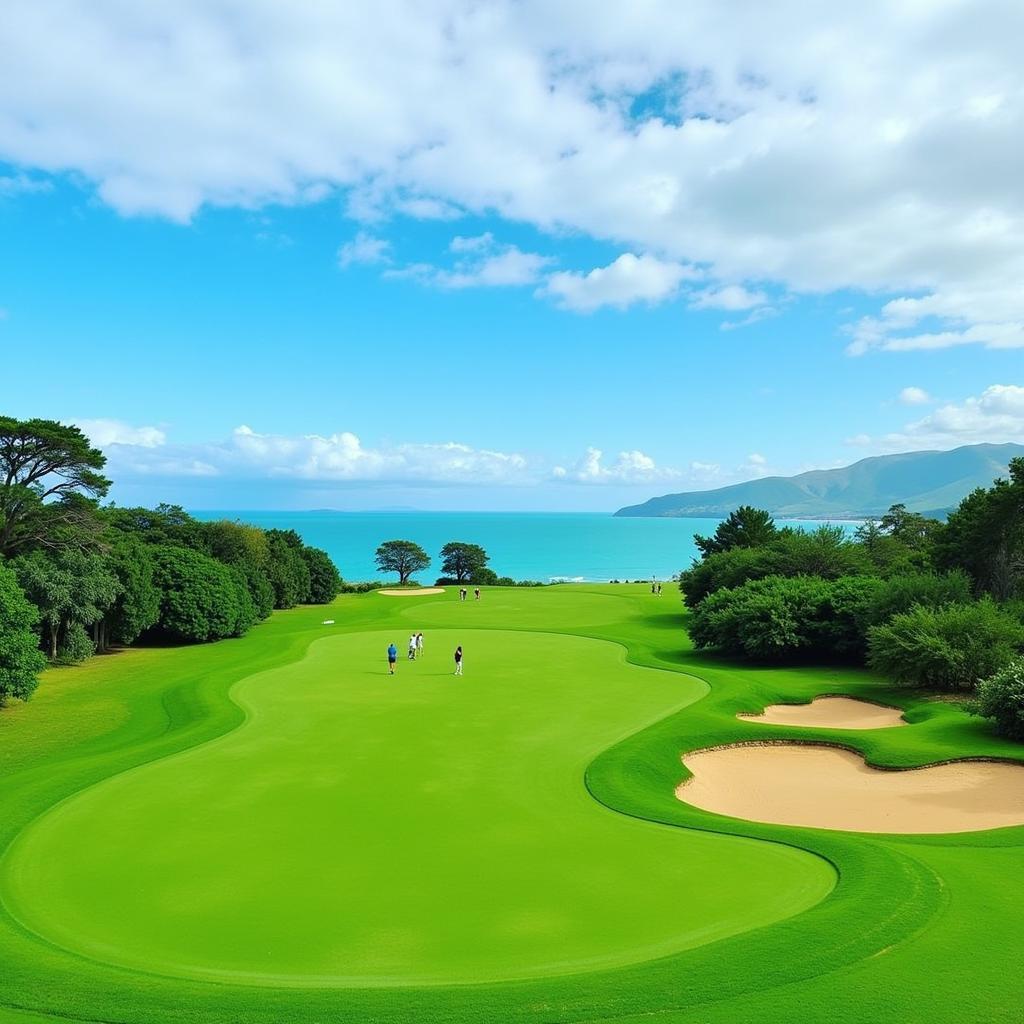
[408,634,417,660]
[460,587,467,601]
[416,632,424,658]
[387,642,398,675]
[454,645,463,676]
[474,587,481,600]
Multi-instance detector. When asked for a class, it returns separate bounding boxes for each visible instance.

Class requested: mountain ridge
[614,443,1024,519]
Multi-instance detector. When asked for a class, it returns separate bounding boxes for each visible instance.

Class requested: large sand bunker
[377,587,446,596]
[678,743,1024,834]
[738,696,905,730]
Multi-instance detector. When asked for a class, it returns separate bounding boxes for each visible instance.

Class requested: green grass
[0,584,1022,1022]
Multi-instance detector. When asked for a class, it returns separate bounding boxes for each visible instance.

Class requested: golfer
[387,642,398,675]
[416,632,424,657]
[408,634,417,660]
[474,587,481,600]
[454,645,463,676]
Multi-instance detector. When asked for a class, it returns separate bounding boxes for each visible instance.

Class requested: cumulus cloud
[541,253,692,312]
[337,231,391,268]
[850,384,1024,450]
[553,446,680,483]
[99,423,534,485]
[78,418,166,448]
[5,4,1024,343]
[899,386,932,405]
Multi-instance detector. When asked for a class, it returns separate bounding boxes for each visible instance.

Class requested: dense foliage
[866,600,1024,692]
[439,541,490,583]
[0,415,344,703]
[0,561,47,703]
[682,461,1024,718]
[974,659,1024,739]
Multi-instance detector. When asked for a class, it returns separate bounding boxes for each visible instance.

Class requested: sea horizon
[191,509,858,584]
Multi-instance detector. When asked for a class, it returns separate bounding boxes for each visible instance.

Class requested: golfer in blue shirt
[387,642,398,675]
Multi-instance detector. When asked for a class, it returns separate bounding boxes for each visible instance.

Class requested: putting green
[0,628,832,985]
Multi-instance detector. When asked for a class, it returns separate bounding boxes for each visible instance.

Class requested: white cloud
[337,231,391,268]
[101,423,534,485]
[5,4,1024,344]
[851,384,1024,450]
[690,285,768,312]
[387,237,552,289]
[0,171,50,196]
[740,452,771,478]
[899,386,932,405]
[78,418,166,449]
[541,253,692,312]
[553,446,680,483]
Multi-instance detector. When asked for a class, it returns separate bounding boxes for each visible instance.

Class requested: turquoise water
[192,511,854,583]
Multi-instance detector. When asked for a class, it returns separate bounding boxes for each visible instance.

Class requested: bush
[680,526,871,609]
[301,546,343,603]
[974,660,1024,739]
[690,574,882,663]
[0,562,47,704]
[867,599,1024,691]
[866,570,973,626]
[55,622,95,664]
[340,581,384,593]
[153,547,257,642]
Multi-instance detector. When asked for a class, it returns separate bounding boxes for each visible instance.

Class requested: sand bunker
[377,587,446,596]
[677,743,1024,834]
[738,696,905,730]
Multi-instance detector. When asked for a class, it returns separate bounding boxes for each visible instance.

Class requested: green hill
[615,443,1024,519]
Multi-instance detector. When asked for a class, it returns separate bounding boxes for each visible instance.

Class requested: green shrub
[0,562,47,704]
[55,622,95,664]
[974,660,1024,739]
[866,570,973,625]
[301,547,343,603]
[867,599,1024,691]
[153,547,256,642]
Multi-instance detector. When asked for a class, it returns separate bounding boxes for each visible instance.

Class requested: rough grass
[0,584,1022,1023]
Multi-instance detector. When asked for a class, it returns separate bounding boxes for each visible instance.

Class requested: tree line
[678,461,1024,739]
[373,539,543,587]
[0,416,342,706]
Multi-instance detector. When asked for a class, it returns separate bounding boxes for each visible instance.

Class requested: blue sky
[2,3,1022,511]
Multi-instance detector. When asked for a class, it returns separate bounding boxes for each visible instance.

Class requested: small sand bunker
[738,696,905,730]
[678,743,1024,834]
[377,587,446,596]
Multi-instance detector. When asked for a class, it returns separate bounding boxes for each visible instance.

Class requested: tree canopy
[0,561,47,704]
[375,540,430,584]
[0,416,110,556]
[439,541,490,583]
[694,506,778,559]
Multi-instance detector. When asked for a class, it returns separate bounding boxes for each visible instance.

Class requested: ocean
[191,511,856,584]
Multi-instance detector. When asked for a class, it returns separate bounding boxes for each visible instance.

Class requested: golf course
[1,584,1022,1022]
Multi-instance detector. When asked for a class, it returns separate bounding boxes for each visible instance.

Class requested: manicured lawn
[0,584,1022,1022]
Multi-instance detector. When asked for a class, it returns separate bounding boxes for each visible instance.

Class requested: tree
[439,542,489,583]
[266,529,312,608]
[375,540,430,585]
[12,548,120,661]
[934,459,1024,599]
[867,599,1024,691]
[0,416,111,556]
[694,506,778,559]
[152,547,256,642]
[974,659,1024,739]
[301,546,342,603]
[0,561,47,704]
[102,536,161,647]
[203,519,275,618]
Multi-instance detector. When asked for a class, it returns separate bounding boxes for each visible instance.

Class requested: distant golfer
[387,642,398,675]
[657,583,662,595]
[416,631,424,657]
[474,587,481,600]
[651,582,656,594]
[460,587,467,601]
[408,634,417,660]
[454,645,463,676]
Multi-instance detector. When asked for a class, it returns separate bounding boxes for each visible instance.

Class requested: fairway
[2,584,1024,1023]
[1,629,831,984]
